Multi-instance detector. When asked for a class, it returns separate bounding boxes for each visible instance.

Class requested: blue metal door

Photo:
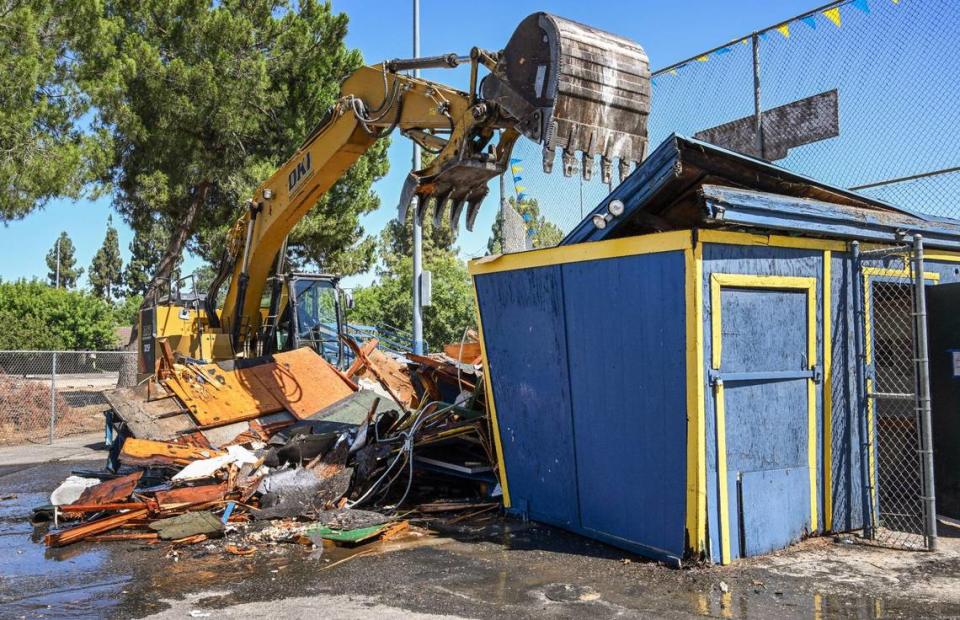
[709,274,818,563]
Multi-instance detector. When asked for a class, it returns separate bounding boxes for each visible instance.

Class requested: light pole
[55,235,61,288]
[411,0,424,354]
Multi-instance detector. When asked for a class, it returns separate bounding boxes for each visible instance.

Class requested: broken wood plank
[120,438,226,468]
[260,348,356,419]
[85,532,159,542]
[45,508,149,547]
[153,483,228,510]
[443,342,481,362]
[74,471,143,506]
[59,502,148,513]
[344,338,378,378]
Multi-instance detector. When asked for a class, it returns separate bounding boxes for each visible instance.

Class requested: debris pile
[37,338,499,554]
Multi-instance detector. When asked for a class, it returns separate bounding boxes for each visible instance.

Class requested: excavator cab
[262,273,349,367]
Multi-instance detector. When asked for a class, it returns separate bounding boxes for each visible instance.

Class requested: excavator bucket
[401,13,650,231]
[483,13,651,184]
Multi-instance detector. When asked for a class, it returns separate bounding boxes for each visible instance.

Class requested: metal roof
[561,134,945,246]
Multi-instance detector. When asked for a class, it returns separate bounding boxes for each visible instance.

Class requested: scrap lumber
[344,338,379,378]
[267,348,356,418]
[343,337,417,408]
[45,508,149,547]
[60,502,149,513]
[74,471,143,506]
[153,483,229,510]
[120,438,226,467]
[85,532,159,542]
[443,342,481,362]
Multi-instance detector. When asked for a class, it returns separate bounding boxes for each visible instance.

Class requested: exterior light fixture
[263,189,273,200]
[592,213,608,229]
[608,199,624,217]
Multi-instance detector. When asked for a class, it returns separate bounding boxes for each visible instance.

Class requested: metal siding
[703,245,824,561]
[474,267,580,527]
[562,252,687,557]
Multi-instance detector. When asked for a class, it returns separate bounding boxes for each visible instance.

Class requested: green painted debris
[306,523,390,544]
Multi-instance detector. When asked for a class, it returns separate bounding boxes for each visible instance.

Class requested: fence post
[49,351,57,445]
[751,32,764,159]
[912,235,938,550]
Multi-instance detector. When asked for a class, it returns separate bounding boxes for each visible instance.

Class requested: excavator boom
[205,13,651,352]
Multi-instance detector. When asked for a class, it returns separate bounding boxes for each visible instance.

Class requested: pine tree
[89,216,123,299]
[123,218,175,298]
[45,232,83,288]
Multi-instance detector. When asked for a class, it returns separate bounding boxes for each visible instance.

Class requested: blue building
[470,136,960,566]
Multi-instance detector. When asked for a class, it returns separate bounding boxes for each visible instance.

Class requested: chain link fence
[500,0,960,247]
[855,243,937,550]
[0,351,136,446]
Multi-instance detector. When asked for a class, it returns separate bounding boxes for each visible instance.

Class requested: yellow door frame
[860,266,939,526]
[709,273,818,564]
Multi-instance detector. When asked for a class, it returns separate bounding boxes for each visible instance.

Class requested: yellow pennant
[823,7,842,27]
[511,165,523,174]
[696,55,709,62]
[669,69,678,76]
[777,23,791,38]
[515,185,526,193]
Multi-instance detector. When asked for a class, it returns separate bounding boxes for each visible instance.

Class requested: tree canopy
[0,279,117,350]
[72,0,388,303]
[351,210,474,350]
[0,0,107,221]
[45,231,82,288]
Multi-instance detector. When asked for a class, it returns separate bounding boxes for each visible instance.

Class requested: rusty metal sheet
[74,471,143,506]
[694,90,839,161]
[263,348,355,419]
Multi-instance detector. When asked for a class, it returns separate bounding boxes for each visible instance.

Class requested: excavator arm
[209,12,652,351]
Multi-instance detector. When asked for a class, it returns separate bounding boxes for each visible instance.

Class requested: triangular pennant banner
[517,193,526,200]
[823,7,842,27]
[800,15,817,29]
[514,186,526,193]
[776,23,791,38]
[513,176,522,182]
[716,47,732,54]
[758,31,769,40]
[510,158,522,164]
[669,68,678,76]
[696,55,709,62]
[511,164,523,174]
[852,0,870,13]
[522,213,533,222]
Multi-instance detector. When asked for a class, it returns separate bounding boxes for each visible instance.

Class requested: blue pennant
[517,193,526,200]
[522,213,533,222]
[715,46,732,54]
[800,15,817,29]
[509,158,522,164]
[852,0,870,13]
[513,176,523,182]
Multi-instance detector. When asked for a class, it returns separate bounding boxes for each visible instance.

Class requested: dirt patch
[0,376,105,445]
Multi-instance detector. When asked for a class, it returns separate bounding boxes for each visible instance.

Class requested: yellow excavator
[138,13,651,374]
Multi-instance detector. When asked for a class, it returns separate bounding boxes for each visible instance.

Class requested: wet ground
[2,459,959,619]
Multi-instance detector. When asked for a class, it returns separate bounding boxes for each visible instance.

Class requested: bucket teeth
[448,196,467,229]
[542,147,555,174]
[432,190,452,229]
[618,159,632,184]
[581,153,593,182]
[561,150,577,178]
[601,157,613,185]
[397,173,418,221]
[465,194,486,232]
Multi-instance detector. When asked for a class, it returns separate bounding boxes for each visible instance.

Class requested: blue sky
[0,1,838,290]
